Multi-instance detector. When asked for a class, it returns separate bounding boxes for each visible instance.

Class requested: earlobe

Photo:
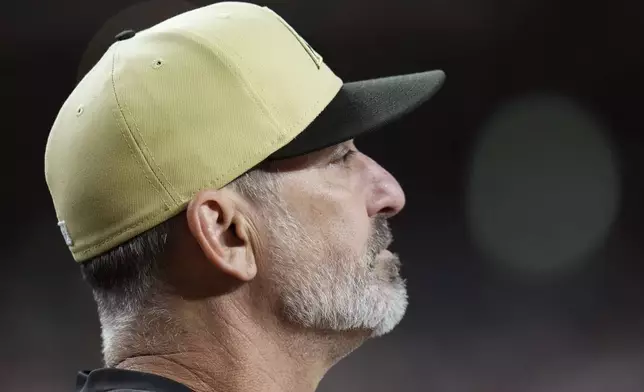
[186,189,257,282]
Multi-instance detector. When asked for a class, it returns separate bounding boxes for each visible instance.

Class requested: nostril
[379,206,397,218]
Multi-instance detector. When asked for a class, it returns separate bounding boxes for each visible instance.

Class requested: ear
[186,188,257,282]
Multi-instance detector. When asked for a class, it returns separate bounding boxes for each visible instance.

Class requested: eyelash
[338,150,356,163]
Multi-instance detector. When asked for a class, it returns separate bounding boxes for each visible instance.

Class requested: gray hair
[80,167,282,366]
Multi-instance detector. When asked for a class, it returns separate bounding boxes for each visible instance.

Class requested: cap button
[115,29,136,41]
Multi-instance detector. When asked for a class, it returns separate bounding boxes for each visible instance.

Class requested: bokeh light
[467,93,620,278]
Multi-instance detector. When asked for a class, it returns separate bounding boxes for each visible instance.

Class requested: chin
[369,278,408,337]
[365,252,408,337]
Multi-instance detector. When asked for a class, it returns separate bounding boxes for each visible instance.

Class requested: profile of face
[253,140,408,337]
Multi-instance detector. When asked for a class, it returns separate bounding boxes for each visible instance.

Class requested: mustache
[367,216,393,260]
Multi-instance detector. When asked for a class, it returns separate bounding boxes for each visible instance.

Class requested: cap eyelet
[76,105,84,117]
[152,59,164,69]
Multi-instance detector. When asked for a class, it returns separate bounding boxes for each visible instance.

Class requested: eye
[334,149,357,164]
[342,150,357,162]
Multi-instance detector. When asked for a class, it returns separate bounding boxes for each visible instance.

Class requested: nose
[365,157,406,218]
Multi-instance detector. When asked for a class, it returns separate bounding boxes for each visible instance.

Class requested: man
[45,2,445,391]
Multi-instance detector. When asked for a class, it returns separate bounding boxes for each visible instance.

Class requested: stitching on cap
[121,103,181,202]
[110,49,170,210]
[177,27,285,136]
[111,110,170,210]
[193,79,340,195]
[264,7,322,69]
[200,28,333,137]
[175,28,341,194]
[74,204,171,256]
[111,42,175,208]
[76,31,341,257]
[202,33,284,119]
[76,80,339,258]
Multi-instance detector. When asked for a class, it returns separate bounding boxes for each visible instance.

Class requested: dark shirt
[76,368,193,392]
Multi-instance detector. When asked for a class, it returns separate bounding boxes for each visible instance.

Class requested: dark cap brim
[268,69,445,160]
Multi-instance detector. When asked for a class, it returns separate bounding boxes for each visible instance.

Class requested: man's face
[253,140,408,337]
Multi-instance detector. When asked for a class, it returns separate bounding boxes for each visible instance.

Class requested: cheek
[304,193,371,255]
[281,172,371,255]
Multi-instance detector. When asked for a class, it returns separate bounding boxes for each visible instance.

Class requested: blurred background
[4,0,644,391]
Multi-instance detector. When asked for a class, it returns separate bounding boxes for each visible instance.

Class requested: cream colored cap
[45,2,343,262]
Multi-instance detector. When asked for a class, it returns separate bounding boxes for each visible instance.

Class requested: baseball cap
[44,1,445,262]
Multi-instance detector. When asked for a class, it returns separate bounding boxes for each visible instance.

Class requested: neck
[116,350,319,392]
[111,295,368,392]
